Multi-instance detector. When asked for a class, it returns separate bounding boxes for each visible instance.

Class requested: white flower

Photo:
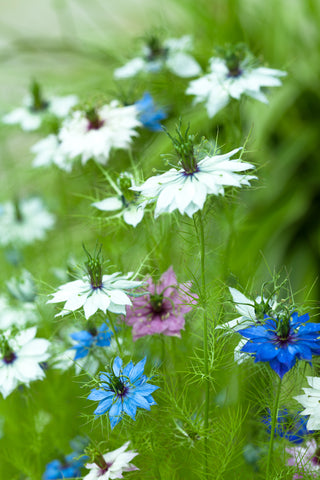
[0,197,55,247]
[31,134,73,172]
[47,272,143,319]
[92,173,145,227]
[3,94,78,131]
[0,295,38,330]
[58,101,141,166]
[0,327,50,398]
[114,35,201,79]
[83,441,138,480]
[186,57,286,117]
[132,147,256,218]
[294,376,320,430]
[217,287,278,364]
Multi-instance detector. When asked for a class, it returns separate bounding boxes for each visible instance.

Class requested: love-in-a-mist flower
[131,127,256,218]
[217,287,278,364]
[6,270,37,303]
[70,323,113,360]
[87,356,158,429]
[114,35,201,79]
[92,172,145,227]
[124,266,197,340]
[43,451,86,480]
[286,439,320,479]
[294,376,320,430]
[2,80,77,131]
[239,312,320,378]
[31,134,73,172]
[0,327,50,398]
[83,442,138,479]
[57,101,141,166]
[0,197,55,247]
[262,408,310,444]
[134,92,167,131]
[48,248,143,319]
[0,295,38,330]
[186,44,286,117]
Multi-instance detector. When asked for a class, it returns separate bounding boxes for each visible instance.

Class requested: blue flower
[239,312,320,378]
[87,356,159,429]
[43,452,86,479]
[262,408,310,444]
[70,323,113,360]
[135,92,167,131]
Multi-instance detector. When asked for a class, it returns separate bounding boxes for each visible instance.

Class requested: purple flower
[239,312,320,378]
[286,439,320,479]
[124,266,197,340]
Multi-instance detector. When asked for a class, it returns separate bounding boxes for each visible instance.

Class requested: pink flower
[124,267,197,340]
[286,439,320,479]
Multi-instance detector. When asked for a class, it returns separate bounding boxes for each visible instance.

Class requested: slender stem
[107,313,123,356]
[266,375,282,479]
[194,211,210,477]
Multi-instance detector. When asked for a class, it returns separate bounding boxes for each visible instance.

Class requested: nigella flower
[114,35,201,79]
[43,451,86,479]
[83,441,138,479]
[132,127,256,218]
[286,439,320,479]
[124,266,197,340]
[6,270,37,303]
[48,248,143,319]
[87,356,159,429]
[0,327,50,398]
[0,295,38,330]
[70,323,113,360]
[0,197,55,247]
[294,376,320,430]
[238,312,320,378]
[31,134,73,172]
[92,172,145,227]
[217,287,278,364]
[57,100,141,167]
[3,80,77,131]
[186,45,286,117]
[262,408,310,444]
[134,92,167,131]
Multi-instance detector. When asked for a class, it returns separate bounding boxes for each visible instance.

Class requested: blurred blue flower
[70,323,113,360]
[262,408,310,444]
[43,452,86,479]
[135,92,167,131]
[239,312,320,378]
[87,356,159,429]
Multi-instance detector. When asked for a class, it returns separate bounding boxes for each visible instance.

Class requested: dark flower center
[275,316,291,342]
[3,351,17,364]
[312,447,320,466]
[88,326,98,336]
[86,108,104,130]
[108,374,128,397]
[146,36,168,62]
[30,80,49,112]
[150,293,164,314]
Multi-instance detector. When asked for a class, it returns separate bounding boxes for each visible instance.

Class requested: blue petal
[100,373,111,382]
[134,383,159,396]
[113,357,123,376]
[70,330,92,343]
[238,326,271,339]
[129,357,147,383]
[87,389,113,401]
[109,399,123,428]
[122,398,137,420]
[255,343,278,361]
[130,392,151,410]
[122,361,134,378]
[269,358,291,378]
[93,397,113,415]
[144,394,157,406]
[73,346,89,360]
[276,348,295,366]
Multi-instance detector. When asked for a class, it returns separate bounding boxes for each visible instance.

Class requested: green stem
[107,313,123,356]
[266,375,282,479]
[194,211,210,477]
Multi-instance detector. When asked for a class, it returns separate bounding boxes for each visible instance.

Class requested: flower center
[30,80,49,112]
[86,108,105,130]
[150,293,164,314]
[108,374,128,397]
[145,36,167,62]
[84,246,103,289]
[167,126,198,174]
[312,447,320,466]
[119,175,136,205]
[275,316,291,342]
[3,350,17,364]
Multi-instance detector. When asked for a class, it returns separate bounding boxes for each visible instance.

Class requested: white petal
[123,205,144,226]
[167,52,201,77]
[92,197,123,212]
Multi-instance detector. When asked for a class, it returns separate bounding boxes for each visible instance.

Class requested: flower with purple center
[286,439,320,479]
[43,451,87,479]
[124,266,197,340]
[239,312,320,378]
[87,356,159,429]
[83,441,138,479]
[70,323,113,360]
